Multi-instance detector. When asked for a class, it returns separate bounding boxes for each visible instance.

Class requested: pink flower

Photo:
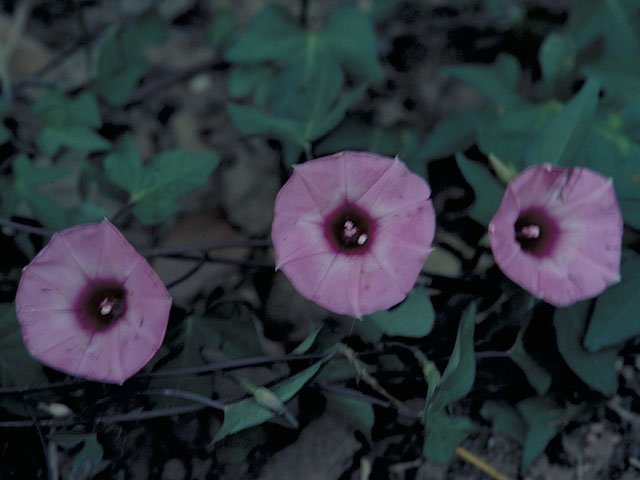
[489,164,622,307]
[271,151,436,317]
[15,220,171,384]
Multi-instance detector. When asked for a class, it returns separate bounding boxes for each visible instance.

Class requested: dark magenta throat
[75,280,127,331]
[514,208,559,257]
[325,203,375,254]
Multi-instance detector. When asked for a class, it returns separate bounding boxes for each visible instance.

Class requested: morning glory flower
[15,219,172,384]
[271,151,436,318]
[488,164,622,307]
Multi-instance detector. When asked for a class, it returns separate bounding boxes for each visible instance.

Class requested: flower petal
[489,165,623,307]
[356,157,432,218]
[15,219,172,383]
[272,151,436,317]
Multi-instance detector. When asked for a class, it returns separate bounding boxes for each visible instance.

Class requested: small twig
[455,446,513,480]
[26,402,52,480]
[109,199,135,225]
[165,257,208,289]
[0,0,32,105]
[140,238,272,257]
[0,404,205,428]
[159,252,274,269]
[0,218,54,237]
[138,388,225,410]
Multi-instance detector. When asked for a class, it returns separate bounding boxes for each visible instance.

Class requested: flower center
[75,281,127,331]
[325,203,373,254]
[514,208,559,257]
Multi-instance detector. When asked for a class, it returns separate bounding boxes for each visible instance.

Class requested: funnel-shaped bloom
[272,151,435,317]
[489,164,622,307]
[15,220,171,384]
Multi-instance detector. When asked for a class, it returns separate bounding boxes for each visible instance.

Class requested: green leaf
[34,89,100,127]
[423,410,476,464]
[480,400,527,443]
[307,82,368,140]
[154,309,264,406]
[0,304,46,387]
[226,4,382,82]
[582,55,640,96]
[315,118,420,167]
[104,137,220,224]
[427,304,476,413]
[34,90,108,156]
[567,0,640,56]
[418,108,487,163]
[477,102,560,170]
[207,6,236,48]
[37,126,111,157]
[367,288,435,338]
[0,125,9,144]
[65,202,108,226]
[319,6,384,81]
[292,325,323,354]
[91,9,168,105]
[455,152,505,225]
[227,103,306,147]
[441,54,522,106]
[555,301,618,396]
[212,358,327,443]
[11,155,69,229]
[225,4,305,64]
[585,255,640,350]
[574,117,640,225]
[517,396,583,469]
[509,317,552,395]
[525,78,600,167]
[50,432,104,475]
[325,393,375,441]
[228,65,276,106]
[539,34,575,89]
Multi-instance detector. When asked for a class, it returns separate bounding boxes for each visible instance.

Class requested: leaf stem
[314,383,421,419]
[0,404,205,428]
[138,388,225,410]
[0,218,54,237]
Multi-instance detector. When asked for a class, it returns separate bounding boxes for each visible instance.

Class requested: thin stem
[474,349,511,360]
[0,353,327,394]
[26,402,51,480]
[138,389,225,410]
[0,0,32,106]
[0,404,205,428]
[0,218,54,237]
[315,383,421,419]
[109,199,135,225]
[165,257,208,289]
[149,352,326,378]
[140,239,272,257]
[160,252,274,269]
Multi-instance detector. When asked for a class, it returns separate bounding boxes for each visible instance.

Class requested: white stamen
[357,234,368,245]
[343,220,357,238]
[521,225,541,239]
[99,298,113,316]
